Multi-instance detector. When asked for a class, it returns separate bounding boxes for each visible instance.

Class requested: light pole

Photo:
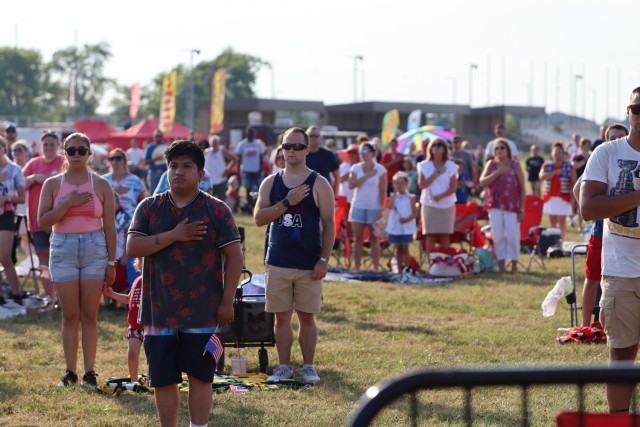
[265,62,275,99]
[573,74,583,119]
[446,76,457,104]
[186,48,201,131]
[353,55,363,102]
[469,64,478,106]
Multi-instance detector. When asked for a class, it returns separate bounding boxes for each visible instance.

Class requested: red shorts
[585,234,602,281]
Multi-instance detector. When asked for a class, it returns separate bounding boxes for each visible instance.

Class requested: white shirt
[386,193,417,236]
[338,162,354,203]
[350,162,386,210]
[126,147,144,166]
[204,148,227,185]
[417,159,458,208]
[234,140,265,173]
[583,137,640,278]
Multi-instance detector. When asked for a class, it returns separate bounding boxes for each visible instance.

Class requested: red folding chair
[332,196,352,269]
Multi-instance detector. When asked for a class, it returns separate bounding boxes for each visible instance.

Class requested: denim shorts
[349,207,381,225]
[49,231,108,282]
[389,234,413,245]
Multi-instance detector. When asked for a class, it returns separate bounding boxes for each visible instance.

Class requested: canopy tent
[105,118,207,150]
[72,120,118,144]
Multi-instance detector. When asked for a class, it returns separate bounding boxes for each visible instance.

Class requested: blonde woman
[38,133,117,387]
[480,139,526,272]
[417,138,458,259]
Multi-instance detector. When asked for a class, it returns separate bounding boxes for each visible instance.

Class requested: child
[386,171,419,273]
[103,262,144,384]
[226,174,239,212]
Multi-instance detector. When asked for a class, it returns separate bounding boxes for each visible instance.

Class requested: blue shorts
[143,329,217,388]
[31,231,51,251]
[349,207,381,225]
[242,172,261,193]
[49,231,108,282]
[389,234,413,245]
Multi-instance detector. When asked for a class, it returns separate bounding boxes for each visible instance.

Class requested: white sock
[190,423,207,427]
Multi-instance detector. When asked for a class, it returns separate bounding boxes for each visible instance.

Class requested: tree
[0,48,45,117]
[47,42,115,118]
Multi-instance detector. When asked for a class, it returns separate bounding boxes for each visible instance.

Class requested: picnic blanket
[326,268,453,285]
[98,373,310,396]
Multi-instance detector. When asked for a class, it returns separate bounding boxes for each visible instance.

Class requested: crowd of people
[1,111,637,422]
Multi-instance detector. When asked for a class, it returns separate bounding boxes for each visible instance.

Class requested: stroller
[217,269,275,373]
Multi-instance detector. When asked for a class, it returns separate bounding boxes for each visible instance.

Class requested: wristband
[319,257,327,263]
[107,260,117,267]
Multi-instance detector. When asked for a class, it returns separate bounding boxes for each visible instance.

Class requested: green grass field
[0,211,612,426]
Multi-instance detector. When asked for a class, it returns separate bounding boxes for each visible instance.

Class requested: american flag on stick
[203,332,224,364]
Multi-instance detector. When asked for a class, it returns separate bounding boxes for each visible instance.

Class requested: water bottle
[390,257,399,274]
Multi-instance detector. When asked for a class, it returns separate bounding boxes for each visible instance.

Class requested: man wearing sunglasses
[581,87,640,414]
[305,126,340,195]
[254,127,335,384]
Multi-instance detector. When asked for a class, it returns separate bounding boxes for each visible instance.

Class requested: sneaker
[401,266,413,275]
[0,296,5,306]
[299,364,321,384]
[267,364,293,382]
[59,370,78,386]
[82,371,98,387]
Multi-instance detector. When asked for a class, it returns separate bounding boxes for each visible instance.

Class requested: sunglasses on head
[108,155,124,162]
[282,143,307,151]
[628,104,640,115]
[65,146,89,156]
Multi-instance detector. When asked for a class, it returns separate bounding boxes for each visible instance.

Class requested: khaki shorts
[600,275,640,348]
[265,264,322,314]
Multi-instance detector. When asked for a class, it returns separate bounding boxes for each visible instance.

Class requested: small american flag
[203,332,224,363]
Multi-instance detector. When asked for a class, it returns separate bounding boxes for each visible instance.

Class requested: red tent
[105,118,207,150]
[72,120,118,143]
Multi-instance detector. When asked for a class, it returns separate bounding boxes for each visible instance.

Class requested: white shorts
[543,197,572,216]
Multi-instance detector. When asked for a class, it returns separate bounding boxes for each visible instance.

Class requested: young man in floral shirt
[128,140,243,427]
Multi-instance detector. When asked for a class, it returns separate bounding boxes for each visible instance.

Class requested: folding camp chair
[482,195,546,272]
[417,202,483,266]
[332,196,352,269]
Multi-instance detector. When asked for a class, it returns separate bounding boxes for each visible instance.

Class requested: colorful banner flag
[159,70,177,134]
[407,109,422,132]
[129,82,141,120]
[381,109,400,148]
[209,68,227,134]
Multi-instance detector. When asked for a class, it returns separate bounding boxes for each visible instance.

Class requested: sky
[4,0,638,124]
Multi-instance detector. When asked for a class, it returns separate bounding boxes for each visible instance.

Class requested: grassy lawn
[0,212,611,426]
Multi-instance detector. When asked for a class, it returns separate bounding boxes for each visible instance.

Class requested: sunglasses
[65,146,89,156]
[276,156,285,160]
[359,149,371,154]
[308,134,321,138]
[432,143,446,148]
[282,143,307,151]
[108,155,124,162]
[628,104,640,115]
[495,145,507,151]
[11,148,24,153]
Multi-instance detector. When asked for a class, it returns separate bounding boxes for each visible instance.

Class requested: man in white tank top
[204,135,237,200]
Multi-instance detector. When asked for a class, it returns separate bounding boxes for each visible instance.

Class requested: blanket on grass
[98,373,310,396]
[326,268,453,285]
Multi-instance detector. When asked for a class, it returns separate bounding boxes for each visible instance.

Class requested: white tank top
[204,149,226,186]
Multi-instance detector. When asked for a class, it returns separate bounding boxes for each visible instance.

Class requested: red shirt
[22,156,64,232]
[381,151,403,181]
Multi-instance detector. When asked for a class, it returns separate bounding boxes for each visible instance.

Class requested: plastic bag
[541,276,573,317]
